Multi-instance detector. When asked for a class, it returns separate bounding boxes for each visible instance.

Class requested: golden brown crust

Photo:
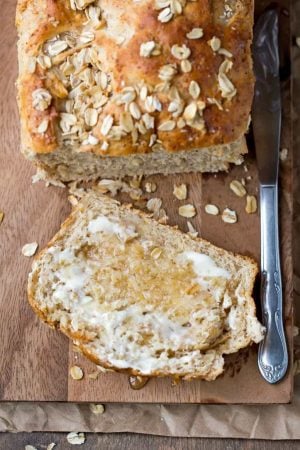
[17,0,254,158]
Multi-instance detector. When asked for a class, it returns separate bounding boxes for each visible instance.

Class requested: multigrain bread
[28,192,264,381]
[16,0,254,182]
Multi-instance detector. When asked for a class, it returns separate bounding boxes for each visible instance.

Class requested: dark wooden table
[0,433,299,449]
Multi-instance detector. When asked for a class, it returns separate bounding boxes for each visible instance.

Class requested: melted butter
[88,216,138,242]
[180,251,231,279]
[40,234,238,375]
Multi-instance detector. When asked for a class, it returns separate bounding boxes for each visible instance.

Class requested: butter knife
[252,10,288,384]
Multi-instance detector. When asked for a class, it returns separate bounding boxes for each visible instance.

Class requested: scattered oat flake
[296,37,300,48]
[280,148,288,161]
[66,432,86,445]
[245,195,257,214]
[47,444,56,450]
[222,208,237,224]
[293,326,299,337]
[147,197,162,212]
[144,181,157,193]
[173,184,187,200]
[179,204,196,218]
[0,211,4,224]
[90,403,105,414]
[25,446,37,450]
[230,180,247,197]
[70,365,84,380]
[205,204,219,216]
[22,242,38,257]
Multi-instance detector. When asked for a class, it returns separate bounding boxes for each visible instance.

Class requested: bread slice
[16,0,254,182]
[28,192,264,381]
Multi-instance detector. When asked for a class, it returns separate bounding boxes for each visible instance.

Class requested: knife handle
[258,185,288,383]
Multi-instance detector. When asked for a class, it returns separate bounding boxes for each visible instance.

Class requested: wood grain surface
[0,433,300,450]
[0,0,293,403]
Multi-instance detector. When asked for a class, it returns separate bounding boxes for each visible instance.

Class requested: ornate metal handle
[258,185,288,383]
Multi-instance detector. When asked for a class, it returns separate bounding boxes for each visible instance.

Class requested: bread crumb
[98,179,123,196]
[245,195,257,214]
[293,326,299,337]
[158,208,168,224]
[296,37,300,48]
[68,195,79,206]
[179,204,196,218]
[187,221,198,238]
[222,208,237,224]
[173,184,187,200]
[204,204,219,216]
[0,211,4,224]
[22,242,38,257]
[129,175,143,189]
[70,365,84,380]
[31,168,65,188]
[88,371,99,380]
[129,191,142,201]
[66,432,85,445]
[230,180,247,197]
[90,403,105,414]
[72,344,82,353]
[68,182,86,199]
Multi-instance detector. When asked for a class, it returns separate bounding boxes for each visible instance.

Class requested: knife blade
[252,10,288,384]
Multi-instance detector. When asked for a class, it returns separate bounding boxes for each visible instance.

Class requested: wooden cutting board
[0,0,293,403]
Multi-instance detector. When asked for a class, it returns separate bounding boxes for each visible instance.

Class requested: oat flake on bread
[16,0,254,183]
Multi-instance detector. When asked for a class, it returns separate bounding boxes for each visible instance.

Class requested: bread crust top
[16,0,254,157]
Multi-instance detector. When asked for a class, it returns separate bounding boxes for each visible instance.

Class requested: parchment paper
[0,2,299,441]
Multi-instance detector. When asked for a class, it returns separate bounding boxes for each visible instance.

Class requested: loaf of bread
[16,0,254,182]
[28,192,264,381]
